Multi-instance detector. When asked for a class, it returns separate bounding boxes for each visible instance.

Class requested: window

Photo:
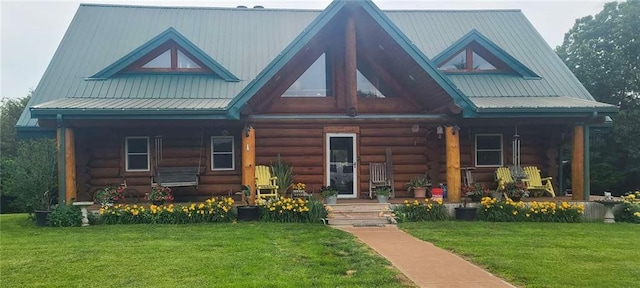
[475,134,503,167]
[211,136,234,170]
[439,45,501,72]
[357,70,386,98]
[282,53,330,97]
[128,41,206,72]
[126,137,150,171]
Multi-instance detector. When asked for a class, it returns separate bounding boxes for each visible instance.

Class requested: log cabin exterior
[18,0,617,205]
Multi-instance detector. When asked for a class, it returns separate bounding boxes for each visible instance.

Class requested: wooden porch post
[56,127,66,205]
[65,128,77,204]
[242,126,256,205]
[571,126,584,200]
[345,16,357,113]
[445,126,461,202]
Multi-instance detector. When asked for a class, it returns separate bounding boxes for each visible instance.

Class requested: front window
[211,136,234,170]
[475,134,503,167]
[126,137,150,171]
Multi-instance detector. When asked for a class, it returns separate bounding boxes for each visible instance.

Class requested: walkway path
[338,226,515,288]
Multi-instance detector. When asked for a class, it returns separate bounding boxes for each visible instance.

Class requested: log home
[18,0,617,204]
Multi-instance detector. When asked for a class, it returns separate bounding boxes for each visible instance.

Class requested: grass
[0,214,410,288]
[399,221,640,288]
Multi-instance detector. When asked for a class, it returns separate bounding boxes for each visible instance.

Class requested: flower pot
[237,205,260,221]
[413,187,427,199]
[469,194,482,202]
[325,195,338,205]
[377,195,389,203]
[152,200,165,206]
[34,210,50,226]
[510,196,521,202]
[455,207,477,221]
[490,191,502,200]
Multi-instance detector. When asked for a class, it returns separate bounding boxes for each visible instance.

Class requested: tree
[556,0,640,192]
[1,94,31,157]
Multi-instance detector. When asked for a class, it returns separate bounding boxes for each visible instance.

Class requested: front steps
[326,203,395,226]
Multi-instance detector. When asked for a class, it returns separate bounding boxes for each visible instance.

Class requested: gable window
[439,44,505,72]
[211,136,234,170]
[127,40,207,72]
[126,137,150,171]
[283,53,330,97]
[357,70,386,98]
[475,134,503,167]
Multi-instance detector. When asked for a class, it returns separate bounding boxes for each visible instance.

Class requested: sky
[0,0,607,100]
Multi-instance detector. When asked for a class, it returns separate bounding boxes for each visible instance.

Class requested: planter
[376,195,389,203]
[34,210,50,226]
[413,187,427,199]
[325,195,338,205]
[468,194,483,202]
[152,200,165,206]
[455,207,477,221]
[509,196,521,202]
[490,191,502,200]
[237,205,260,221]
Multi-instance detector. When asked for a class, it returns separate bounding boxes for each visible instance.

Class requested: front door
[326,133,357,198]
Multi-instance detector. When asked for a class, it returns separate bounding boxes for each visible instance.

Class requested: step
[327,203,391,212]
[329,217,392,226]
[326,203,395,226]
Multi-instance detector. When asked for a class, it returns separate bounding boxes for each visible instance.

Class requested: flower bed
[257,197,327,223]
[98,197,235,224]
[479,197,584,222]
[614,191,640,223]
[393,199,448,222]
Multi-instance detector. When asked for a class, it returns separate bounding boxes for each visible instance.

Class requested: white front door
[326,133,357,198]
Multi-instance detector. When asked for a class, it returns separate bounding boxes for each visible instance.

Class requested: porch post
[583,125,590,201]
[65,128,77,204]
[571,125,584,200]
[56,115,66,206]
[242,126,256,205]
[445,126,461,202]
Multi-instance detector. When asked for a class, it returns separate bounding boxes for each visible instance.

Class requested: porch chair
[495,167,514,189]
[369,162,391,199]
[255,165,279,199]
[522,166,556,197]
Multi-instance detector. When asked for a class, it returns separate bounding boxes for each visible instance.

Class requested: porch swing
[151,132,203,188]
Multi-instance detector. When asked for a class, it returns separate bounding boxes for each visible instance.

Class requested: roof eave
[474,106,619,117]
[30,108,232,120]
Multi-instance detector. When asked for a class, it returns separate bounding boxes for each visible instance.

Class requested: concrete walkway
[338,226,515,288]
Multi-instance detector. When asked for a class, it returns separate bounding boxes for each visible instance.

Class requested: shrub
[97,197,235,225]
[48,205,82,227]
[257,197,327,223]
[478,197,584,223]
[615,191,640,224]
[393,199,448,222]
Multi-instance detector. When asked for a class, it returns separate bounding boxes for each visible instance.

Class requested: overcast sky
[1,0,607,100]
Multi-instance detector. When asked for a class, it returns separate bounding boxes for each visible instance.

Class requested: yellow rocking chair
[495,167,515,189]
[522,166,555,197]
[256,165,279,199]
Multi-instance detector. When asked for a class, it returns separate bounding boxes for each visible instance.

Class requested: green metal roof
[20,1,616,130]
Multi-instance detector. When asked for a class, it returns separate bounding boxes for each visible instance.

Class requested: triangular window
[282,53,329,97]
[126,40,208,73]
[357,70,386,98]
[438,44,504,72]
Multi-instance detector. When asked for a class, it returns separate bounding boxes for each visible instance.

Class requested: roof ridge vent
[236,5,247,8]
[253,5,264,9]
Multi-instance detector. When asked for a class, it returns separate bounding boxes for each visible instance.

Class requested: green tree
[1,94,31,157]
[556,0,640,192]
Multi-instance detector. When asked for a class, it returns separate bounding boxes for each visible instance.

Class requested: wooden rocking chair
[256,165,279,199]
[522,166,556,197]
[495,167,514,189]
[369,162,391,199]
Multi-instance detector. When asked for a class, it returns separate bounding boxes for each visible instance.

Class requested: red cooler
[431,187,443,201]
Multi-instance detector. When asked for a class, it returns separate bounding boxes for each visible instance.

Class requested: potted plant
[34,190,56,226]
[374,186,391,203]
[454,197,478,221]
[271,154,293,197]
[94,185,124,207]
[461,183,489,202]
[321,186,338,204]
[406,176,431,198]
[145,185,174,205]
[237,185,260,221]
[500,180,529,202]
[292,182,307,198]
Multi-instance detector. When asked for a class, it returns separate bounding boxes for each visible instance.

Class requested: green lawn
[0,214,410,288]
[399,221,640,288]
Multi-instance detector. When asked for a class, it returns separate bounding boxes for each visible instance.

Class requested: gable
[90,28,239,81]
[432,29,539,78]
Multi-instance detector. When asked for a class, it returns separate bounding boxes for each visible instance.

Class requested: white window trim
[475,134,503,167]
[125,136,150,172]
[211,136,235,171]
